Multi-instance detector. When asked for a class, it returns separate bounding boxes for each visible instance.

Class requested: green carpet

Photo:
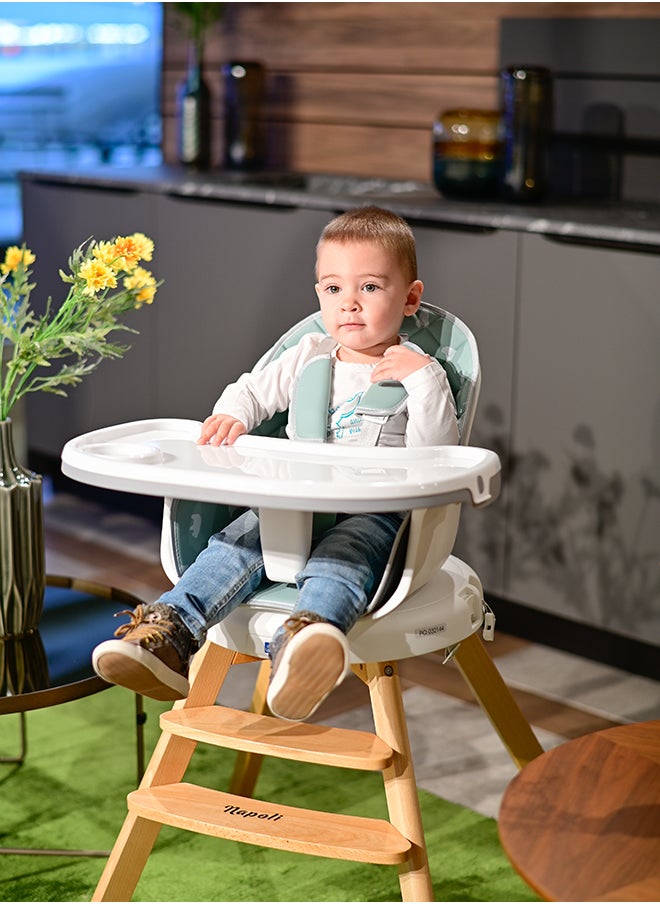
[0,687,539,902]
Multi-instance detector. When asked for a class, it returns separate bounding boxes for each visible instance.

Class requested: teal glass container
[433,109,503,199]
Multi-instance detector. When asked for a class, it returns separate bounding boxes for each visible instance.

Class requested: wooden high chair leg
[359,662,434,903]
[228,658,271,796]
[92,641,239,902]
[452,633,543,769]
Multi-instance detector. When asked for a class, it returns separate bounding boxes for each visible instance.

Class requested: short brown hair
[317,206,418,283]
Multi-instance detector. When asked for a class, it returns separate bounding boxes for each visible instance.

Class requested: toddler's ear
[405,280,424,313]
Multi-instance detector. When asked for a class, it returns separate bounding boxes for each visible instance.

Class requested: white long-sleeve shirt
[213,332,459,447]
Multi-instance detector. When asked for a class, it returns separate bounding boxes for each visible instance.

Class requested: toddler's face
[315,240,422,363]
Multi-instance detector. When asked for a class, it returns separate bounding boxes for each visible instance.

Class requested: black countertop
[19,165,660,253]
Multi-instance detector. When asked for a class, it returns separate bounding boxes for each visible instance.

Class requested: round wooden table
[498,720,660,901]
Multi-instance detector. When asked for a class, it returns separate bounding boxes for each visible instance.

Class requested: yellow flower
[79,258,118,295]
[112,235,143,272]
[1,231,159,421]
[92,241,120,269]
[129,232,154,263]
[1,245,36,274]
[123,267,157,307]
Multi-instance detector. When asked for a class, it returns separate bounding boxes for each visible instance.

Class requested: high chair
[61,302,543,903]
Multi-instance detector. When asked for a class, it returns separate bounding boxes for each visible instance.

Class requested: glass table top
[0,576,143,715]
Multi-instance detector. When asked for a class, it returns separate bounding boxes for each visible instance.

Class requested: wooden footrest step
[161,706,393,770]
[128,782,411,864]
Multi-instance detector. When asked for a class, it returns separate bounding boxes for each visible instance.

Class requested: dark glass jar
[501,66,553,202]
[432,109,503,199]
[222,61,266,170]
[176,42,211,170]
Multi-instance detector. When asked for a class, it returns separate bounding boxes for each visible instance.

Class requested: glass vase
[222,61,266,170]
[0,417,46,643]
[176,41,212,169]
[501,66,553,202]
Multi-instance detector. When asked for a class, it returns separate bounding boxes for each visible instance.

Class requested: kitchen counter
[19,165,660,253]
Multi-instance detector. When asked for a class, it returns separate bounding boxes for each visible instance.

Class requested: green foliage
[173,2,224,52]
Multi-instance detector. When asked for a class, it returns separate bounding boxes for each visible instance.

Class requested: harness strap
[355,380,409,445]
[290,355,333,442]
[291,337,417,446]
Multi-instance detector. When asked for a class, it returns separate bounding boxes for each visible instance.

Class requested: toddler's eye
[325,284,340,294]
[363,283,379,293]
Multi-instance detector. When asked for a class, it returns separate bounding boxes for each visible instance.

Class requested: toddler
[92,206,459,720]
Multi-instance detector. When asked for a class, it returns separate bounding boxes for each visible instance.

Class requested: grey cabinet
[152,195,331,419]
[412,224,520,596]
[507,234,660,644]
[414,225,660,647]
[21,178,158,456]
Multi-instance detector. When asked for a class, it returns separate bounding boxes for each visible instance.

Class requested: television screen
[0,1,163,243]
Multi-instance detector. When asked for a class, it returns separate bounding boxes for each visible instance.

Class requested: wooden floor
[43,498,624,747]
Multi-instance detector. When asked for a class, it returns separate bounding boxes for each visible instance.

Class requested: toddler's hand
[198,413,248,446]
[371,345,430,383]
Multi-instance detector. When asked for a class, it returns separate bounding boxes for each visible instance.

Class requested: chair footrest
[161,706,393,770]
[128,782,411,864]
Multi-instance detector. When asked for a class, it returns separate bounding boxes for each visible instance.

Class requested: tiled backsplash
[500,18,660,201]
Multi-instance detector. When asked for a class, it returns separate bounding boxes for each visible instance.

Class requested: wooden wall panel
[161,2,660,179]
[266,122,438,181]
[218,7,499,74]
[162,71,499,127]
[167,3,500,72]
[163,117,438,180]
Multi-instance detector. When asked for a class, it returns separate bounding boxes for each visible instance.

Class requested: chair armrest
[370,503,461,619]
[160,497,181,585]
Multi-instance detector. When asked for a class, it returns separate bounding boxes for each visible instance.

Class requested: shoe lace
[113,605,177,643]
[281,611,328,638]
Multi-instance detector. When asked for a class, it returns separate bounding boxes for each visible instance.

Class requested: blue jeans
[158,508,404,648]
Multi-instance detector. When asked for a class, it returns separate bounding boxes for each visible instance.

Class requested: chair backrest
[163,302,481,580]
[251,301,480,444]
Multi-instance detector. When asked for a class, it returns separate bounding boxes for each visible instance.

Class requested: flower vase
[176,41,211,169]
[0,418,46,662]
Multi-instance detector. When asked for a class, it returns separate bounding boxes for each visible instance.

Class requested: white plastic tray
[61,418,501,512]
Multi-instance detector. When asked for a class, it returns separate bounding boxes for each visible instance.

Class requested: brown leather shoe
[92,603,197,701]
[266,613,350,721]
